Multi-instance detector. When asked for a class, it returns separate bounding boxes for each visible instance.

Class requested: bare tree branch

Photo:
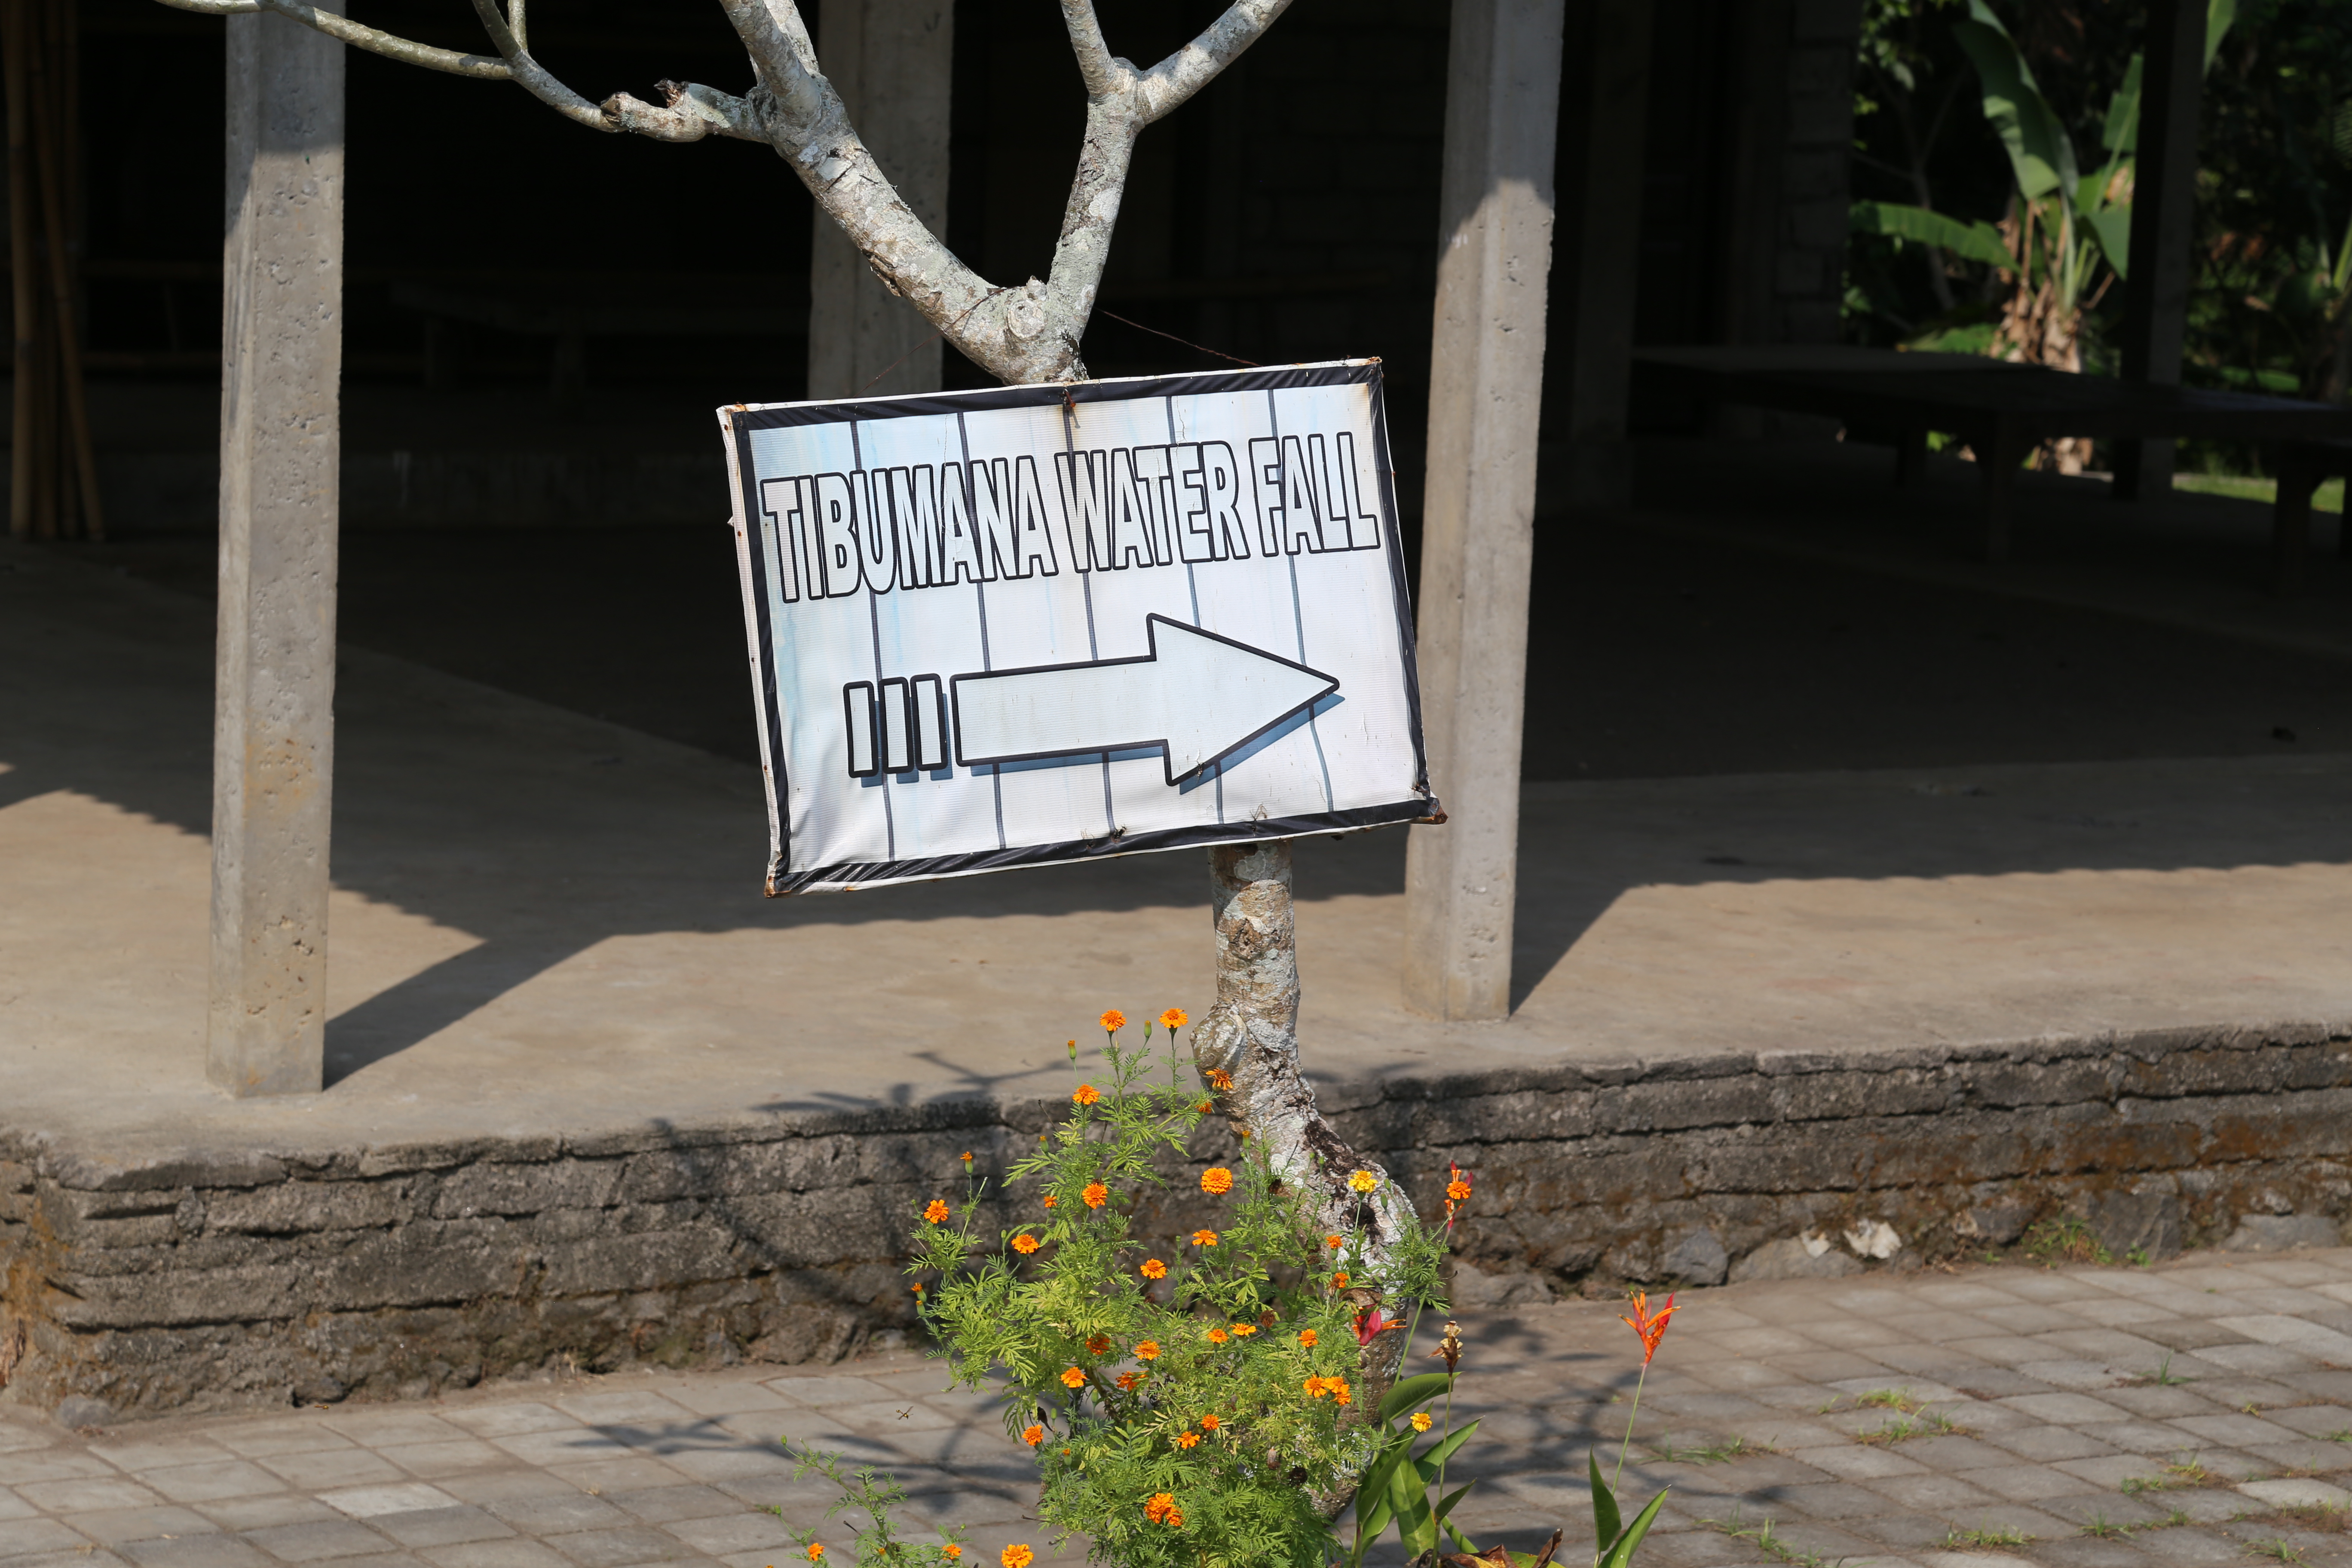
[714,0,824,127]
[1058,0,1132,99]
[464,0,616,129]
[154,0,511,79]
[1136,0,1293,124]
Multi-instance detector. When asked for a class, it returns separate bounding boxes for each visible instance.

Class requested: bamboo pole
[3,0,40,540]
[28,0,98,539]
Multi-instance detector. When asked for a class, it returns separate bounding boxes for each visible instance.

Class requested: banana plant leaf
[1954,0,2077,203]
[1850,201,2012,269]
[2083,208,2131,278]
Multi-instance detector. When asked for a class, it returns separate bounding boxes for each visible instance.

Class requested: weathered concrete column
[2114,0,2203,500]
[806,0,952,399]
[1402,0,1565,1022]
[1547,0,1651,508]
[209,8,343,1096]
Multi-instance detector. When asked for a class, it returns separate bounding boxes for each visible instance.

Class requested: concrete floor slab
[3,548,2349,1160]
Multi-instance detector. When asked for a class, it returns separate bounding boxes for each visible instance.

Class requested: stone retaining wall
[4,1023,2347,1419]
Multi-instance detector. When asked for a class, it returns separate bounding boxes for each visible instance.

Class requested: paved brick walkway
[9,1252,2352,1568]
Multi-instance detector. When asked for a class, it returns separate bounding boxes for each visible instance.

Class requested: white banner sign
[721,361,1436,893]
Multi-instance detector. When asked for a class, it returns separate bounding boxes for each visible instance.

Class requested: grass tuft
[2022,1216,2112,1267]
[1654,1436,1776,1464]
[1699,1510,1838,1568]
[1945,1524,2032,1549]
[1856,1409,1965,1445]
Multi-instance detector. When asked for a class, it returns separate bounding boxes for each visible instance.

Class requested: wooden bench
[1634,345,2352,579]
[2273,438,2352,596]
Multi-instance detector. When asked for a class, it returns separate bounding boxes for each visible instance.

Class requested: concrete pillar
[807,0,952,399]
[1547,0,1651,508]
[2114,0,2202,500]
[1402,0,1564,1023]
[209,8,343,1097]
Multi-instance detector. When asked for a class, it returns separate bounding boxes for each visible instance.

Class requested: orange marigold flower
[1446,1179,1472,1203]
[924,1200,951,1224]
[1347,1169,1378,1193]
[1116,1372,1141,1391]
[1140,1259,1167,1280]
[1086,1334,1112,1355]
[1326,1234,1345,1250]
[1204,1069,1234,1090]
[943,1550,962,1561]
[1099,1010,1127,1032]
[1192,1228,1219,1246]
[1207,1328,1228,1344]
[1041,1195,1057,1209]
[1143,1494,1182,1528]
[805,1545,824,1563]
[1298,1329,1318,1348]
[1332,1272,1350,1288]
[1196,1102,1213,1113]
[1410,1412,1433,1433]
[1022,1424,1044,1447]
[1200,1414,1219,1431]
[1621,1290,1678,1367]
[1072,1084,1102,1106]
[1330,1378,1352,1406]
[1083,1182,1109,1209]
[1161,1008,1188,1031]
[1176,1431,1200,1449]
[1011,1234,1041,1254]
[1305,1376,1329,1398]
[1060,1366,1086,1389]
[1229,1323,1256,1337]
[1135,1340,1161,1360]
[1200,1167,1234,1196]
[1001,1548,1034,1568]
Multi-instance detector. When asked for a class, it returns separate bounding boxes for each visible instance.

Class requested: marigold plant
[910,1030,1448,1568]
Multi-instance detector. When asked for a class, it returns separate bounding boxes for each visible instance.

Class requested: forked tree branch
[156,0,1291,383]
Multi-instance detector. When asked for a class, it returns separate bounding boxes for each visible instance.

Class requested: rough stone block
[209,1181,407,1236]
[432,1161,623,1219]
[1730,1237,1862,1283]
[2222,1215,2343,1251]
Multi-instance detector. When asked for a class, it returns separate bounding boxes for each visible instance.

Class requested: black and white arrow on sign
[950,615,1339,787]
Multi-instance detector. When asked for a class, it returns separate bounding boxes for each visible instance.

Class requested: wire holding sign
[721,361,1435,893]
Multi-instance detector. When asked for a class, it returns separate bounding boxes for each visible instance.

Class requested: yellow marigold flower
[1348,1169,1378,1193]
[1176,1431,1200,1449]
[1073,1084,1102,1106]
[1135,1340,1160,1360]
[1207,1328,1228,1344]
[1001,1548,1034,1568]
[1161,1008,1187,1031]
[1022,1424,1044,1447]
[1326,1234,1344,1250]
[924,1200,950,1224]
[1446,1178,1471,1203]
[1411,1412,1433,1433]
[1083,1182,1109,1209]
[1086,1333,1111,1355]
[1011,1234,1041,1254]
[1060,1366,1086,1389]
[1200,1414,1219,1432]
[1140,1259,1167,1280]
[1204,1069,1234,1090]
[1100,1009,1127,1032]
[1200,1167,1234,1196]
[1229,1323,1256,1337]
[1298,1329,1318,1348]
[1041,1194,1057,1209]
[1192,1228,1219,1246]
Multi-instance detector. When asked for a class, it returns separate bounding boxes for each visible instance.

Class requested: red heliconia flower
[1621,1290,1678,1366]
[1354,1306,1401,1347]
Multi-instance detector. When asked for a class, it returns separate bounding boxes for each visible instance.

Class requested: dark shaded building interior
[25,0,2352,778]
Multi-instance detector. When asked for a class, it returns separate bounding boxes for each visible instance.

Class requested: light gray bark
[1401,0,1565,1023]
[1191,841,1416,1431]
[805,0,952,399]
[210,7,343,1097]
